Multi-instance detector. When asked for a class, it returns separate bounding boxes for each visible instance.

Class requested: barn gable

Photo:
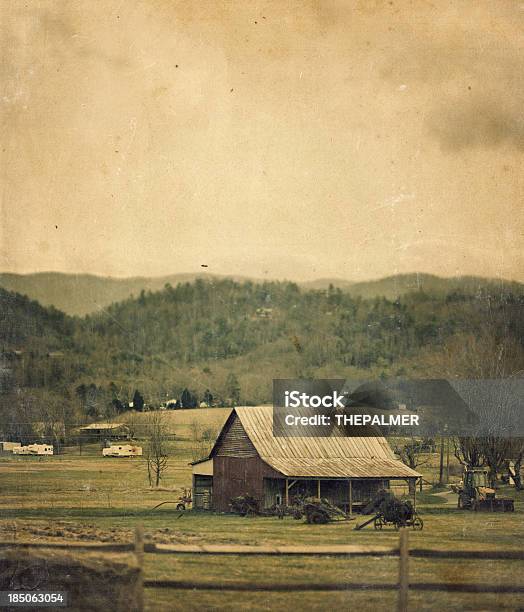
[212,412,258,458]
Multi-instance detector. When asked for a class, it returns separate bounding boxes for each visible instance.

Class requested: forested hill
[1,271,522,316]
[0,272,227,316]
[0,287,74,350]
[301,273,524,297]
[1,278,523,414]
[330,274,524,300]
[82,278,523,367]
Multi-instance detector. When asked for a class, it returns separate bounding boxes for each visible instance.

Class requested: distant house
[78,423,130,441]
[192,406,420,512]
[1,350,23,360]
[255,307,273,319]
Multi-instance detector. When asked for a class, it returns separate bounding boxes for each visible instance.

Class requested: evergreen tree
[226,373,241,406]
[180,388,197,408]
[203,389,213,407]
[112,398,125,413]
[132,389,145,412]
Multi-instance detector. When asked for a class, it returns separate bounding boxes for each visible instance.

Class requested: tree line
[1,278,523,425]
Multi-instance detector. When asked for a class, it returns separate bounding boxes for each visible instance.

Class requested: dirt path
[432,490,455,505]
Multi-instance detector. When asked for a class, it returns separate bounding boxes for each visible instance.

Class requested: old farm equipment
[152,488,192,512]
[454,467,514,512]
[230,494,261,517]
[175,489,193,511]
[300,498,353,525]
[229,495,353,523]
[355,490,423,531]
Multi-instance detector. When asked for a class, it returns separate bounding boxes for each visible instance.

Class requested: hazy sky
[1,0,523,281]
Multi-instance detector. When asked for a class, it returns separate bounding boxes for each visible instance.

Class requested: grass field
[1,409,523,611]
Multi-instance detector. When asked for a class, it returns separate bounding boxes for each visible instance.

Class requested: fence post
[397,528,409,612]
[134,524,144,612]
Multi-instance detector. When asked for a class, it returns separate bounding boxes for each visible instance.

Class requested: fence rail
[141,580,524,593]
[1,540,522,560]
[1,528,523,612]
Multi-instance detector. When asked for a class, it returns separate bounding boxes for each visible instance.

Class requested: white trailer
[102,444,142,457]
[0,441,21,452]
[13,444,53,455]
[29,444,54,455]
[12,446,31,455]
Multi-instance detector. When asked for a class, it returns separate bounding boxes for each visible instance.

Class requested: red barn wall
[213,455,281,512]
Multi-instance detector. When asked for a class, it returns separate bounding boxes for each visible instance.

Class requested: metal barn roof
[212,406,420,479]
[79,423,127,431]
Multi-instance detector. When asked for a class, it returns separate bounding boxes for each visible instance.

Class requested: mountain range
[0,271,521,316]
[1,273,522,412]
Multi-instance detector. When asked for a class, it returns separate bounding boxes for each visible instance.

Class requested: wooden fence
[2,527,524,612]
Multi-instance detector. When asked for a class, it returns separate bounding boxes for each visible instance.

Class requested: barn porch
[263,476,419,514]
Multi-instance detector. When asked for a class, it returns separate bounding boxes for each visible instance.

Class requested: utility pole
[445,437,450,484]
[439,436,445,485]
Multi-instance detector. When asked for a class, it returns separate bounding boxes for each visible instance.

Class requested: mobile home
[102,444,142,457]
[0,441,21,453]
[13,444,53,455]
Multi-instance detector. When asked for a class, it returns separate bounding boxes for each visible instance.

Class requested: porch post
[413,479,417,510]
[349,479,353,517]
[317,479,321,499]
[285,478,289,506]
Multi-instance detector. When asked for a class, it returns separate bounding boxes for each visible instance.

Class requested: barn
[192,406,421,513]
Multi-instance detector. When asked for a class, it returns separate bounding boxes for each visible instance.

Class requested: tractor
[455,467,514,512]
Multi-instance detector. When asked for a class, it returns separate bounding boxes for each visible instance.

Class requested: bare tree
[394,437,429,493]
[144,412,168,487]
[189,419,218,462]
[422,326,523,381]
[508,438,524,490]
[125,411,140,439]
[422,318,524,487]
[482,436,513,486]
[453,436,485,468]
[394,437,429,470]
[37,390,76,454]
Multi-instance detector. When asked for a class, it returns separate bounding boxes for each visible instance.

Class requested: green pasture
[1,417,523,611]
